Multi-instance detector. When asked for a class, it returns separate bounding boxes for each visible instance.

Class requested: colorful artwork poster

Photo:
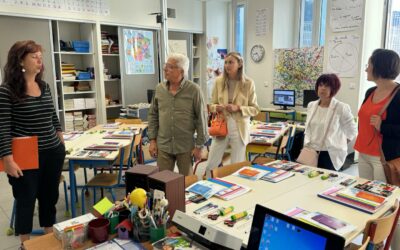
[207,37,224,101]
[123,29,155,75]
[273,47,324,105]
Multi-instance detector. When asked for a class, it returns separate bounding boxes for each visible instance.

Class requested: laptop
[247,204,345,250]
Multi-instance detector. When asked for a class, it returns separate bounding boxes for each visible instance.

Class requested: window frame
[298,0,327,47]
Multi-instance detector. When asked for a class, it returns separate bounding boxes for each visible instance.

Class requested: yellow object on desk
[130,188,147,209]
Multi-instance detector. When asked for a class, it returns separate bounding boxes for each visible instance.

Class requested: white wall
[0,0,203,32]
[245,0,274,108]
[273,0,298,49]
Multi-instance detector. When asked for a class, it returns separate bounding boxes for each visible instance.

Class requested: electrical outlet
[349,82,355,89]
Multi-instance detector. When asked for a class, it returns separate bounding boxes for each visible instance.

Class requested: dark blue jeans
[317,151,336,171]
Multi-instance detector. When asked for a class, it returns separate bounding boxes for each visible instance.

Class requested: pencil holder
[107,212,119,234]
[150,225,166,243]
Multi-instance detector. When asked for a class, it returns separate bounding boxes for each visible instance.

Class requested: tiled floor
[0,161,361,250]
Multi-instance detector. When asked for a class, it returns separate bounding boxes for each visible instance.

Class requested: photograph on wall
[274,47,324,105]
[123,28,155,75]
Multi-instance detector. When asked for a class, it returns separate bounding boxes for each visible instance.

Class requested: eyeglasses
[163,63,178,70]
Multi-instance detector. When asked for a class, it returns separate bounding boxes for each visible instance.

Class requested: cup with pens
[148,190,169,242]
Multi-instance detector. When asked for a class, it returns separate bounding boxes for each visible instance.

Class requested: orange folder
[0,136,39,171]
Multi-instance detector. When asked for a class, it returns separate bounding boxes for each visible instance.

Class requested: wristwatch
[195,144,204,149]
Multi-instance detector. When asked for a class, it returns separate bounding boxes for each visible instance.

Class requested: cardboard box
[53,213,96,240]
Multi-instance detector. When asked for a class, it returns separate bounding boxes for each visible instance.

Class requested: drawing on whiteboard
[327,34,360,78]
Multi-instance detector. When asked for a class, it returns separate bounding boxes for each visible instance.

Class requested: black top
[0,82,62,158]
[362,86,400,161]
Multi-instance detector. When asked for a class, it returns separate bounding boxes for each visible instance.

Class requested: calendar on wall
[0,0,110,15]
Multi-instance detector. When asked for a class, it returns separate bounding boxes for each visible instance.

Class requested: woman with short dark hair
[301,73,357,171]
[355,49,400,181]
[0,40,66,246]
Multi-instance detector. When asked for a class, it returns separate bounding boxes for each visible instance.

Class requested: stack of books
[84,143,120,151]
[85,98,96,109]
[318,180,397,214]
[73,112,84,131]
[232,166,270,181]
[255,164,295,183]
[86,114,96,129]
[65,112,74,132]
[103,130,134,139]
[61,63,76,81]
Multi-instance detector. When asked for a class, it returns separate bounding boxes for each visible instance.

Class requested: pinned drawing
[330,0,363,32]
[274,47,324,105]
[168,40,187,56]
[123,29,155,75]
[327,34,360,78]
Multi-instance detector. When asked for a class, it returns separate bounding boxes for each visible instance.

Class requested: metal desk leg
[69,160,77,218]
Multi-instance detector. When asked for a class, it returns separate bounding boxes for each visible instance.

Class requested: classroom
[0,0,399,249]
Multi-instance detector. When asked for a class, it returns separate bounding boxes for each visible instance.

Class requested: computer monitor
[273,89,296,110]
[303,89,319,108]
[247,204,345,250]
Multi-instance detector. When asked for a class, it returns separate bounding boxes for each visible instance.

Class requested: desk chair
[7,174,70,236]
[211,161,251,178]
[115,118,142,124]
[251,155,276,165]
[347,199,399,250]
[345,236,370,250]
[263,125,296,161]
[80,133,140,214]
[185,175,198,188]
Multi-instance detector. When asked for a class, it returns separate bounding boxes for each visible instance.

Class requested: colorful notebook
[0,136,39,171]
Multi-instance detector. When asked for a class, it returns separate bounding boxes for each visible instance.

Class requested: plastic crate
[72,40,90,53]
[76,72,91,80]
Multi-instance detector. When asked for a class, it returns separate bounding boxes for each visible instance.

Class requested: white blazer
[304,98,357,170]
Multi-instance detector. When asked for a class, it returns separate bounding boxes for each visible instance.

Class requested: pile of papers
[318,180,397,214]
[186,178,251,200]
[286,207,356,236]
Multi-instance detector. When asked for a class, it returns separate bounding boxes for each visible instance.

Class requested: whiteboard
[168,40,188,56]
[326,34,360,78]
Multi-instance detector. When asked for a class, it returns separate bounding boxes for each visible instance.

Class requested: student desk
[260,107,296,122]
[185,163,400,247]
[246,122,289,160]
[65,124,147,218]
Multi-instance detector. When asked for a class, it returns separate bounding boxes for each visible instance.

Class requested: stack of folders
[286,207,356,237]
[65,112,74,132]
[318,180,397,214]
[84,144,120,151]
[103,130,134,139]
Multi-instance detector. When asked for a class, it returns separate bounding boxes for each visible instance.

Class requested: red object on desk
[0,136,39,171]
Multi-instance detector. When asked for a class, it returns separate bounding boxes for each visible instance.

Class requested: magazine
[232,166,271,181]
[207,178,251,201]
[185,180,227,199]
[354,180,397,198]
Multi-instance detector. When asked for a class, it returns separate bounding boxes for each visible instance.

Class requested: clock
[250,44,265,63]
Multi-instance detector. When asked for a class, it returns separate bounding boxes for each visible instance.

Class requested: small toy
[308,170,324,178]
[130,188,147,209]
[231,211,248,221]
[208,214,219,220]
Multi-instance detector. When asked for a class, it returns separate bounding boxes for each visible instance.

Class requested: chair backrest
[286,125,297,152]
[252,156,276,165]
[211,161,252,178]
[185,175,198,188]
[363,199,400,245]
[115,118,143,124]
[358,236,370,250]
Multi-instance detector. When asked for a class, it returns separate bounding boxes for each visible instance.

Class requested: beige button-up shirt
[148,79,208,154]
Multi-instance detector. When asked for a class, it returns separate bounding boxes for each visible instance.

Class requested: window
[235,4,245,56]
[386,0,400,55]
[299,0,314,47]
[299,0,327,47]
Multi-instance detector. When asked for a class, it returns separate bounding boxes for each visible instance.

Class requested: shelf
[62,79,94,83]
[64,91,95,95]
[55,51,93,55]
[65,107,95,112]
[104,79,120,82]
[106,104,123,109]
[103,54,119,57]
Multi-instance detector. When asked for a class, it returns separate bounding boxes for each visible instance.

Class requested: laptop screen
[248,205,345,250]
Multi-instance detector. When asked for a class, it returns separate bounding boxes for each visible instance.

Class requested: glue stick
[219,206,234,216]
[231,211,248,221]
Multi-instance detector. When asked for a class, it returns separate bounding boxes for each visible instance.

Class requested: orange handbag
[208,113,228,137]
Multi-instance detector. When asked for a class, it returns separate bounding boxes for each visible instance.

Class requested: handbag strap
[377,84,400,163]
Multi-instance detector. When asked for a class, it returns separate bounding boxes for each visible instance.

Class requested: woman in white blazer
[205,52,259,177]
[303,74,357,171]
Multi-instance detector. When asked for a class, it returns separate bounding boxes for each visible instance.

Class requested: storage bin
[77,72,91,80]
[72,40,90,53]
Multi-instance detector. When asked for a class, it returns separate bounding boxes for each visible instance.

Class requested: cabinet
[101,25,124,121]
[52,20,97,132]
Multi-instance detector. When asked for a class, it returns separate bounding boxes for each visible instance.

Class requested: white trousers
[358,153,386,182]
[205,116,246,178]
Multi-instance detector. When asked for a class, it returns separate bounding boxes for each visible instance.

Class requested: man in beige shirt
[148,53,208,175]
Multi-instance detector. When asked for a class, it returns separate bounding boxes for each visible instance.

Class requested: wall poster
[123,29,155,75]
